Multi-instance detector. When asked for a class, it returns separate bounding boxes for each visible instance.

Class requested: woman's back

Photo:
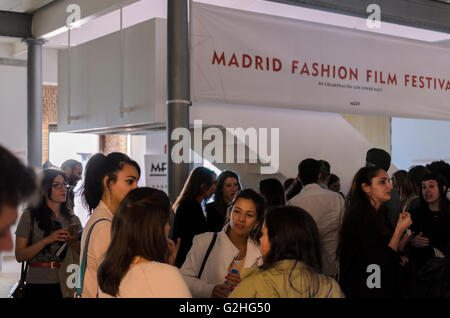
[230,260,343,298]
[79,201,113,298]
[98,260,191,298]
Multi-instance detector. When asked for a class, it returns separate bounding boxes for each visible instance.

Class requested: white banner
[191,3,450,120]
[145,154,168,194]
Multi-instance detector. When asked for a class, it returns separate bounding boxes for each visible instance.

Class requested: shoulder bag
[9,213,35,298]
[75,218,111,298]
[197,232,217,279]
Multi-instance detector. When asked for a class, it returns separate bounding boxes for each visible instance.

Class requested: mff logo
[151,162,167,173]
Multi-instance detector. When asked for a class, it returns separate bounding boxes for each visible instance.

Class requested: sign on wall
[191,3,450,120]
[145,154,168,194]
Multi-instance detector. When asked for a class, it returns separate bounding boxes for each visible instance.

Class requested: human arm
[167,237,181,266]
[410,232,430,248]
[398,230,413,252]
[180,233,217,298]
[15,229,70,262]
[388,212,412,252]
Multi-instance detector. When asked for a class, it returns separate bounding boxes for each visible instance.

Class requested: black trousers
[25,283,63,299]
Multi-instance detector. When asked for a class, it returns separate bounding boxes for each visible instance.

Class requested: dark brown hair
[173,167,216,211]
[81,152,140,214]
[261,206,323,296]
[338,167,392,276]
[228,189,266,242]
[98,187,171,297]
[213,170,242,218]
[0,144,36,209]
[259,178,286,207]
[392,170,414,202]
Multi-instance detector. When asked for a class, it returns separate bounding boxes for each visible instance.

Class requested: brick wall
[42,85,58,163]
[102,135,128,154]
[42,85,128,161]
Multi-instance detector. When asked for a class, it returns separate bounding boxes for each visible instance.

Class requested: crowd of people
[1,144,449,299]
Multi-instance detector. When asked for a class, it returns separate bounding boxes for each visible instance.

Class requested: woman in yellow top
[230,205,344,298]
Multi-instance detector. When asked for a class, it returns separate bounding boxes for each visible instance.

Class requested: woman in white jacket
[181,189,265,298]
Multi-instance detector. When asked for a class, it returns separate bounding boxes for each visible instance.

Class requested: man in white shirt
[318,160,331,190]
[289,158,345,278]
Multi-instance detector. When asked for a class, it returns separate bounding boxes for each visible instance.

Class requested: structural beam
[266,0,450,33]
[0,11,32,38]
[24,38,45,169]
[167,0,190,204]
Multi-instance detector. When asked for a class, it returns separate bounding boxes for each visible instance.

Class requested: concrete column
[23,38,45,169]
[167,0,191,204]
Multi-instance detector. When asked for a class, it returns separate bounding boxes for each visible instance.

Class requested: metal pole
[167,0,191,204]
[23,38,45,169]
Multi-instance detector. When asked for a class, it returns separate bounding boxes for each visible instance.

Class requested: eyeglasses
[52,183,69,189]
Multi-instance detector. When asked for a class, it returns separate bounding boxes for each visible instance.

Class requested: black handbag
[9,213,34,298]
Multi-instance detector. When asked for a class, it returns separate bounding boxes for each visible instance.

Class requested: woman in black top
[258,178,286,207]
[409,172,450,267]
[205,170,241,232]
[338,166,412,298]
[171,167,217,268]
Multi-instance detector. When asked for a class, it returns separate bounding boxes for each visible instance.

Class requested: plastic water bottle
[224,268,239,294]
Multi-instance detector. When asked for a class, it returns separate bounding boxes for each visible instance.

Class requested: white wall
[0,47,58,158]
[0,64,27,162]
[43,47,58,85]
[392,117,450,170]
[192,102,378,196]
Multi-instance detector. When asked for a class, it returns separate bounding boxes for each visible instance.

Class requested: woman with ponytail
[79,152,140,298]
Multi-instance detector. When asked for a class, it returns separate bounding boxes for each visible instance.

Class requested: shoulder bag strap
[197,232,217,279]
[75,218,111,298]
[21,214,35,281]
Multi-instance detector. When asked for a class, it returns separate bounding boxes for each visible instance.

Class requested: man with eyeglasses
[0,145,36,252]
[60,159,83,211]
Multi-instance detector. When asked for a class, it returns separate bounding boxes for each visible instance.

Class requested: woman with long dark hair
[230,206,343,298]
[98,187,190,298]
[338,166,412,298]
[408,171,450,266]
[15,168,81,298]
[259,178,286,207]
[171,167,217,268]
[392,170,416,211]
[79,152,140,298]
[181,189,265,298]
[206,170,241,232]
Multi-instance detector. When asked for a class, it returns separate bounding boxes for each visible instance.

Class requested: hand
[399,255,409,267]
[411,232,430,248]
[167,238,181,266]
[396,212,412,233]
[224,272,241,289]
[211,284,233,298]
[45,229,70,244]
